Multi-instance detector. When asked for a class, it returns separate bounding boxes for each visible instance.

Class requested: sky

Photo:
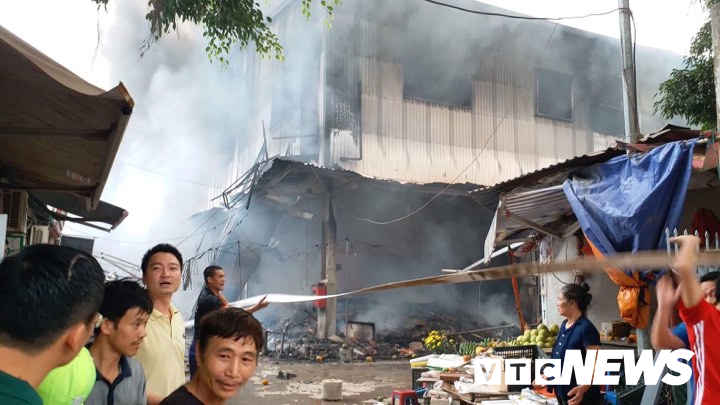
[0,0,709,271]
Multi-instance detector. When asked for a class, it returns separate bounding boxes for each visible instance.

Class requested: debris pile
[261,307,520,362]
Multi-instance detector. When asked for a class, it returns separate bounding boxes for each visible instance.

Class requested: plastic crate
[605,361,674,405]
[412,367,429,390]
[492,345,545,392]
[493,344,548,360]
[616,375,645,404]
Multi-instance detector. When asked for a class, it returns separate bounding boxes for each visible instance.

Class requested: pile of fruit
[514,323,560,349]
[422,324,561,358]
[457,341,479,356]
[422,330,457,354]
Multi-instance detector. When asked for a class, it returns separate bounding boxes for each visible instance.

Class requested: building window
[535,68,573,122]
[590,104,625,136]
[403,73,472,108]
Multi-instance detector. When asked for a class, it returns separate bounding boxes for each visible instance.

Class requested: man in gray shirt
[86,279,153,405]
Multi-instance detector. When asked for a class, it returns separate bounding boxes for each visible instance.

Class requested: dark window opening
[590,104,624,136]
[535,68,573,121]
[403,73,472,108]
[401,39,473,108]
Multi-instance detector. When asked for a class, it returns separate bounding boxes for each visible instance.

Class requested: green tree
[654,1,716,129]
[92,0,341,64]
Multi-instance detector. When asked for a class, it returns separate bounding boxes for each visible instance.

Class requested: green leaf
[656,17,716,129]
[93,0,341,64]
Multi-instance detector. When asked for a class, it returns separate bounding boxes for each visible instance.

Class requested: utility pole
[618,0,640,143]
[711,3,720,130]
[318,192,337,338]
[619,0,651,355]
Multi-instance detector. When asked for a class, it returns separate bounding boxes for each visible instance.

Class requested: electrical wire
[119,160,215,188]
[423,0,620,22]
[181,204,277,265]
[177,209,223,247]
[83,214,228,246]
[94,254,141,280]
[333,22,560,225]
[551,272,569,285]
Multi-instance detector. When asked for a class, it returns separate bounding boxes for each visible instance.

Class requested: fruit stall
[409,325,561,404]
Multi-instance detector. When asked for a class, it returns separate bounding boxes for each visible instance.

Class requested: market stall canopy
[483,185,576,259]
[0,25,132,230]
[474,125,720,261]
[563,139,697,283]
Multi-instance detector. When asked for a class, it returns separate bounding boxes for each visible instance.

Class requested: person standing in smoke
[190,265,268,377]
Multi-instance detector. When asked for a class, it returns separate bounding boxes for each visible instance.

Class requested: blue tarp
[563,139,697,283]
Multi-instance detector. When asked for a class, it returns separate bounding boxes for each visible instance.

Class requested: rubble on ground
[262,308,520,362]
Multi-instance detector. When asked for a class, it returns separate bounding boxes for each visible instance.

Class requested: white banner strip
[183,250,720,327]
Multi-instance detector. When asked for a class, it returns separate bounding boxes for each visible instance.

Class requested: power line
[80,212,229,246]
[177,209,225,247]
[119,160,216,188]
[423,0,621,22]
[92,234,195,245]
[182,210,256,262]
[335,22,560,225]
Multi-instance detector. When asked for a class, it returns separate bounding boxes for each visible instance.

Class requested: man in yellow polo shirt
[134,244,185,404]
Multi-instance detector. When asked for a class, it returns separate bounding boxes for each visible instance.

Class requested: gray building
[229,0,682,188]
[192,0,686,338]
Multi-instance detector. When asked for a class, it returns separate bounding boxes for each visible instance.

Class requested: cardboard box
[601,321,631,339]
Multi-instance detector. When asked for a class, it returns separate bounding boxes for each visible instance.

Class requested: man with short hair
[667,236,720,405]
[652,271,720,404]
[700,271,720,305]
[0,245,105,404]
[87,279,154,405]
[133,244,186,404]
[190,265,267,376]
[161,308,264,404]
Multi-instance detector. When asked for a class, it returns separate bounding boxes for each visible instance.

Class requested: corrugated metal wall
[324,6,637,187]
[229,0,678,190]
[331,54,620,186]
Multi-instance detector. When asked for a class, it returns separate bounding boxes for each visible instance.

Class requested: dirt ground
[229,358,411,404]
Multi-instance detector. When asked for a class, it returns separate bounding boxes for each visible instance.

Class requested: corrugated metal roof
[483,185,573,257]
[470,148,620,211]
[470,124,705,212]
[237,157,481,201]
[478,124,706,257]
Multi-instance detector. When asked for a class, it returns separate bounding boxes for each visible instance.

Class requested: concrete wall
[541,236,622,330]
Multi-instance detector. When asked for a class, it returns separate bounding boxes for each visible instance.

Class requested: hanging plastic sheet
[563,139,697,327]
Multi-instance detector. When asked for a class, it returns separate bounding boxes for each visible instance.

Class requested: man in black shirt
[190,266,267,377]
[161,308,264,405]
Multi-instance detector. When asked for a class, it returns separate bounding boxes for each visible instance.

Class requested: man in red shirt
[671,235,720,405]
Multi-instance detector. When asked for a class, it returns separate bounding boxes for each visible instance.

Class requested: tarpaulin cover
[563,139,697,283]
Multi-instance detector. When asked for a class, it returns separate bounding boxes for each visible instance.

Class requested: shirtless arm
[669,235,703,308]
[651,275,687,349]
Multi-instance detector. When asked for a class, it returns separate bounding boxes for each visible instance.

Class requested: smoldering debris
[261,308,520,362]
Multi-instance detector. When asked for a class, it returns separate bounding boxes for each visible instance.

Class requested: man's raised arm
[670,235,703,308]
